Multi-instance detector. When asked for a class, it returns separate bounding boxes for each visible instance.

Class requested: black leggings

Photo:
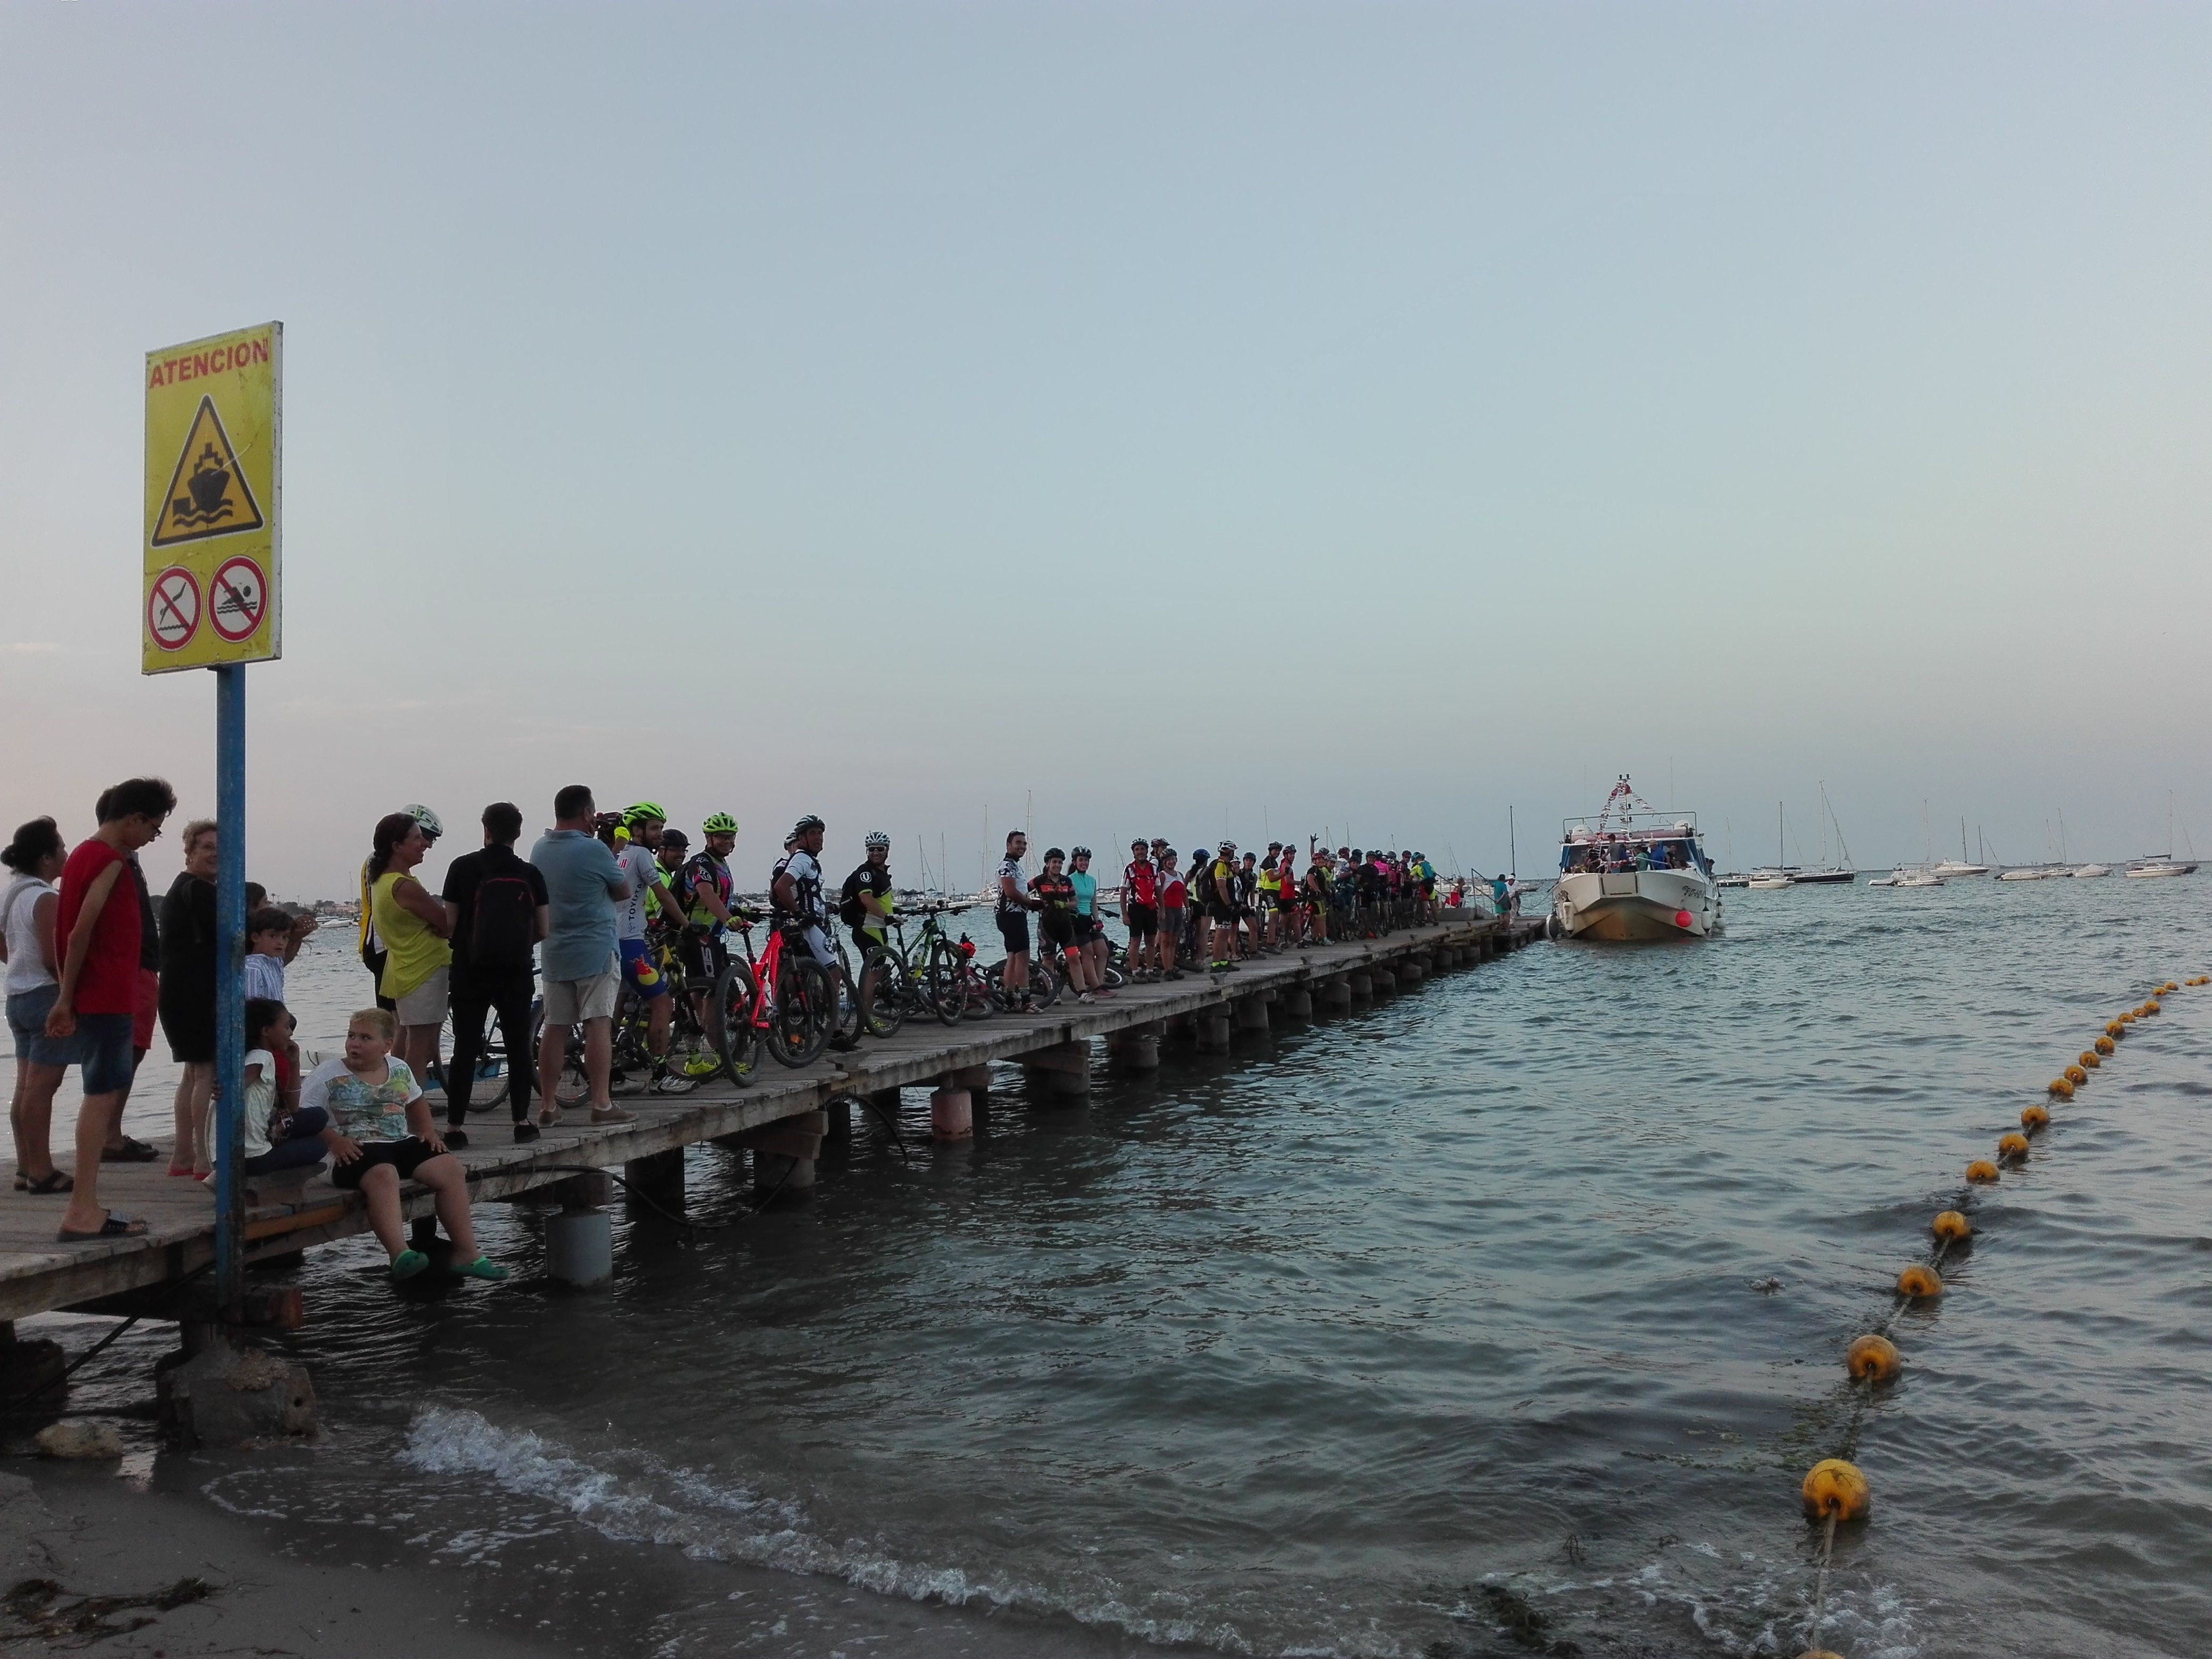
[447,970,535,1125]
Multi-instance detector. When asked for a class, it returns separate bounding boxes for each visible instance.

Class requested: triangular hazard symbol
[150,395,264,547]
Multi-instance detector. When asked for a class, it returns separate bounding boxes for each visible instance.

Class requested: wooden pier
[2,914,1543,1330]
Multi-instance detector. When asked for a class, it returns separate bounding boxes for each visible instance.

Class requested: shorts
[543,968,620,1025]
[75,1012,136,1095]
[1126,902,1157,938]
[675,929,726,985]
[786,924,838,970]
[618,937,670,1000]
[1071,913,1097,944]
[1208,903,1236,925]
[6,982,71,1068]
[393,965,451,1027]
[1157,908,1183,943]
[329,1136,446,1189]
[996,910,1030,955]
[133,968,159,1052]
[1040,909,1076,948]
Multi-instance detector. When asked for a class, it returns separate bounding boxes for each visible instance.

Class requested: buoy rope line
[1790,975,2200,1659]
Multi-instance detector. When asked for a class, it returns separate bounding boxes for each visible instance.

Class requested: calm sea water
[23,878,2212,1658]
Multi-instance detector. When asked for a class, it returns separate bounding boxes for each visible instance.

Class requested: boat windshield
[1559,835,1710,875]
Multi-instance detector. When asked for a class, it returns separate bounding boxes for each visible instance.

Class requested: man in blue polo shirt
[529,784,632,1126]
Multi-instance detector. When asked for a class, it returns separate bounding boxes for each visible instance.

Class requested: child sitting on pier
[304,1008,507,1285]
[234,998,326,1189]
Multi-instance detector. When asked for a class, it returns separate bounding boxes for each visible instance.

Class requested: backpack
[470,869,538,973]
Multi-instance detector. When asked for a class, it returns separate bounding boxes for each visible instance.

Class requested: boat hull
[1552,870,1720,940]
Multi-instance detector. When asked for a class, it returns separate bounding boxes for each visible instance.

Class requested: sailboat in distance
[1933,818,1990,878]
[1794,784,1858,883]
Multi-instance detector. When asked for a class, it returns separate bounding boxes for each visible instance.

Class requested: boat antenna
[1508,805,1516,881]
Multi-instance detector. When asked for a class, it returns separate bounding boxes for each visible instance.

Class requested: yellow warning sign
[150,396,265,547]
[143,322,281,674]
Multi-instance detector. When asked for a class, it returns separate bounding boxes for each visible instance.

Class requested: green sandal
[389,1248,431,1282]
[455,1255,509,1282]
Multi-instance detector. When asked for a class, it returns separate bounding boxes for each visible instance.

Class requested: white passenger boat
[1548,777,1722,940]
[2071,864,2113,878]
[2125,857,2198,879]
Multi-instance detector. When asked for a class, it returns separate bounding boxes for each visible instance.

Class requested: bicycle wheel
[831,939,865,1043]
[709,961,761,1087]
[923,941,969,1027]
[859,946,909,1038]
[768,956,835,1068]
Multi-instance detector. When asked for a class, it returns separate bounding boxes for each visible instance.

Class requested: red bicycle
[709,918,836,1080]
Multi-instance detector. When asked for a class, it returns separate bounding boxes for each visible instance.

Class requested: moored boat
[1548,776,1722,940]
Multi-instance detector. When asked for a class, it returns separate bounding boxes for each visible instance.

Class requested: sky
[3,1,2208,898]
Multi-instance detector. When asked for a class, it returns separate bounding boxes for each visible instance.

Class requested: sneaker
[513,1121,540,1144]
[828,1035,861,1052]
[440,1126,470,1149]
[681,1050,722,1079]
[1077,993,1096,1004]
[590,1104,638,1124]
[650,1073,697,1095]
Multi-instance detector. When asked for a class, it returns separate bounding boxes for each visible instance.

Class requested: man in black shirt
[440,802,550,1145]
[840,832,895,961]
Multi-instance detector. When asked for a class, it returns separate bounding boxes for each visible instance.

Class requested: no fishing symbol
[147,566,200,652]
[207,556,267,643]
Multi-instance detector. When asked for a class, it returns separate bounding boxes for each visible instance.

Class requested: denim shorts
[78,1012,136,1094]
[6,982,70,1067]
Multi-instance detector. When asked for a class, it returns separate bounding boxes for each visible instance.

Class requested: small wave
[397,1407,1386,1657]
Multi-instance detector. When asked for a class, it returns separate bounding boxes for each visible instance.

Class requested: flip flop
[101,1136,161,1163]
[56,1212,147,1242]
[23,1170,75,1195]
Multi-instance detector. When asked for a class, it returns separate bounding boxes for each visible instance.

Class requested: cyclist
[1031,848,1096,1004]
[1068,847,1113,995]
[1235,850,1260,958]
[1256,846,1282,950]
[673,814,741,1078]
[612,802,695,1095]
[995,830,1041,1013]
[1155,847,1187,979]
[1303,840,1333,944]
[1206,841,1240,973]
[840,831,895,961]
[1121,839,1158,983]
[772,814,858,1050]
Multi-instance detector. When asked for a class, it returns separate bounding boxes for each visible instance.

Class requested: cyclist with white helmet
[612,801,694,1096]
[840,831,896,961]
[673,812,741,1076]
[773,814,859,1049]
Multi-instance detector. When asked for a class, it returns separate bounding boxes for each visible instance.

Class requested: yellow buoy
[1931,1209,1972,1241]
[2095,1036,2116,1054]
[1846,1333,1901,1383]
[2079,1050,2100,1069]
[2188,976,2209,986]
[2142,1000,2160,1016]
[2064,1065,2088,1085]
[1897,1263,1944,1298]
[2021,1105,2051,1132]
[2118,1011,2136,1025]
[2048,1077,2075,1099]
[1967,1159,2000,1184]
[2161,981,2179,993]
[2106,1020,2126,1037]
[1801,1458,1871,1522]
[1998,1132,2031,1160]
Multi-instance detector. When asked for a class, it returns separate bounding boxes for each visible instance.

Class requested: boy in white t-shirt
[303,1007,506,1285]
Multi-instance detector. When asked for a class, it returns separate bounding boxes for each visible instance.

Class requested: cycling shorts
[675,930,725,985]
[1071,912,1097,944]
[618,937,670,1000]
[1040,909,1076,947]
[996,909,1030,955]
[785,924,837,971]
[1126,902,1157,937]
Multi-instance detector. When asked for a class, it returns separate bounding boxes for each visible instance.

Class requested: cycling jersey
[682,851,732,930]
[1160,870,1187,909]
[772,849,827,928]
[841,860,893,936]
[1124,859,1157,907]
[1069,869,1097,916]
[995,855,1027,916]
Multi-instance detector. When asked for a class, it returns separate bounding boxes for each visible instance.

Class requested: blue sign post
[212,663,248,1304]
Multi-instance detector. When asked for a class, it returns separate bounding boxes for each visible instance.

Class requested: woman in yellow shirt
[367,813,453,1096]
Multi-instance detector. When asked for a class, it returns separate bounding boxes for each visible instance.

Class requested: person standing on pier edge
[442,802,549,1145]
[531,786,633,1126]
[48,777,174,1241]
[366,813,453,1090]
[995,831,1040,1011]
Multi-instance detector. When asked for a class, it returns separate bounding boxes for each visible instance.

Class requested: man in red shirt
[47,777,175,1242]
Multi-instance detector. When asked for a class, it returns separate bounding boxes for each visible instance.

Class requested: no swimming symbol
[208,556,267,642]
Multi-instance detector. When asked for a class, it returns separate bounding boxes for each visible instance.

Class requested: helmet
[1219,839,1236,853]
[660,828,689,850]
[1043,846,1066,862]
[624,801,668,827]
[791,814,825,838]
[1268,841,1282,852]
[864,831,891,850]
[403,803,443,841]
[1071,846,1091,859]
[702,812,738,835]
[1132,837,1147,850]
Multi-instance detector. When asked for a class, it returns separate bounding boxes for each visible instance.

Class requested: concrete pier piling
[1108,1025,1163,1070]
[1196,1010,1233,1051]
[929,1088,974,1141]
[1021,1040,1093,1098]
[1234,998,1271,1031]
[623,1148,685,1217]
[1285,988,1314,1018]
[547,1170,615,1288]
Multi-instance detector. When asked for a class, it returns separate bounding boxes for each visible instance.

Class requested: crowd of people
[7,775,1507,1283]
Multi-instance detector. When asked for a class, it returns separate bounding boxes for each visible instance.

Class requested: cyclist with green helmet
[675,813,742,1076]
[613,801,694,1096]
